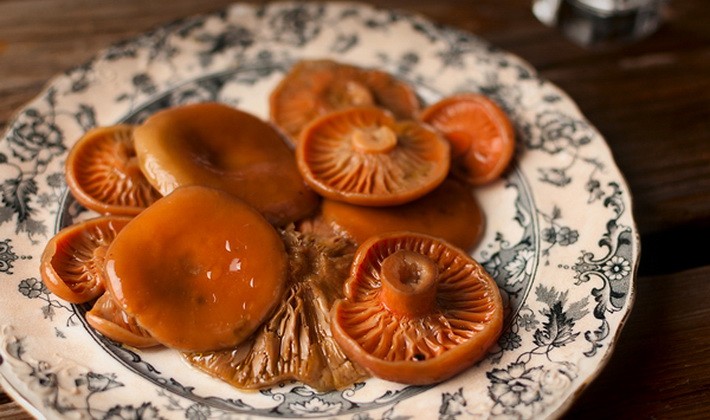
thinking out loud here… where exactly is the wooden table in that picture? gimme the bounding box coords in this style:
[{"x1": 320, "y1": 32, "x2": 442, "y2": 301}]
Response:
[{"x1": 1, "y1": 0, "x2": 708, "y2": 418}]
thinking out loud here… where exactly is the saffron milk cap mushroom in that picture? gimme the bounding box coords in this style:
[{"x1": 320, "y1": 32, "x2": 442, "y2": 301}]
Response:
[{"x1": 331, "y1": 232, "x2": 504, "y2": 385}]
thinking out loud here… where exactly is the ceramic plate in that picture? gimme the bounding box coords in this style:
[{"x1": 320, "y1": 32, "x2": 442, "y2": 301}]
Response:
[{"x1": 0, "y1": 2, "x2": 638, "y2": 419}]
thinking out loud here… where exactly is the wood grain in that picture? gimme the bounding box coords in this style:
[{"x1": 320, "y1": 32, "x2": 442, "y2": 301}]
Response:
[
  {"x1": 564, "y1": 266, "x2": 710, "y2": 419},
  {"x1": 1, "y1": 0, "x2": 708, "y2": 418}
]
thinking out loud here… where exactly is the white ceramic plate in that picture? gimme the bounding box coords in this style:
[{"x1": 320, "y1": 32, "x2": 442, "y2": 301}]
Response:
[{"x1": 0, "y1": 2, "x2": 638, "y2": 419}]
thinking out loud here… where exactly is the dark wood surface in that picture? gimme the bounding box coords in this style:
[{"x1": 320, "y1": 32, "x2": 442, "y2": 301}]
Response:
[{"x1": 1, "y1": 0, "x2": 708, "y2": 418}]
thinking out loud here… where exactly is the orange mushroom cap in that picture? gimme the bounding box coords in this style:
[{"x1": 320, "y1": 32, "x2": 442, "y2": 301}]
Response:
[
  {"x1": 420, "y1": 93, "x2": 516, "y2": 185},
  {"x1": 40, "y1": 216, "x2": 133, "y2": 304},
  {"x1": 270, "y1": 59, "x2": 420, "y2": 144},
  {"x1": 321, "y1": 178, "x2": 485, "y2": 251},
  {"x1": 133, "y1": 102, "x2": 319, "y2": 226},
  {"x1": 65, "y1": 125, "x2": 161, "y2": 216},
  {"x1": 104, "y1": 185, "x2": 288, "y2": 352},
  {"x1": 297, "y1": 107, "x2": 450, "y2": 206},
  {"x1": 331, "y1": 232, "x2": 504, "y2": 385}
]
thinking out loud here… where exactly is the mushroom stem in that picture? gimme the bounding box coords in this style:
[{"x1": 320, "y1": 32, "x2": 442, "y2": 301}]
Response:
[
  {"x1": 351, "y1": 126, "x2": 397, "y2": 154},
  {"x1": 341, "y1": 80, "x2": 375, "y2": 107},
  {"x1": 379, "y1": 249, "x2": 438, "y2": 317}
]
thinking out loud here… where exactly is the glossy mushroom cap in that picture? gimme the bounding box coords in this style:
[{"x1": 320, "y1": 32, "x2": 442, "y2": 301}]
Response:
[
  {"x1": 331, "y1": 232, "x2": 504, "y2": 385},
  {"x1": 133, "y1": 102, "x2": 319, "y2": 226},
  {"x1": 104, "y1": 186, "x2": 288, "y2": 352},
  {"x1": 321, "y1": 178, "x2": 485, "y2": 251}
]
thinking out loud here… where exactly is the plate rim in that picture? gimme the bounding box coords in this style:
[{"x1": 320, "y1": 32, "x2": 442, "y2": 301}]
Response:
[{"x1": 0, "y1": 2, "x2": 640, "y2": 418}]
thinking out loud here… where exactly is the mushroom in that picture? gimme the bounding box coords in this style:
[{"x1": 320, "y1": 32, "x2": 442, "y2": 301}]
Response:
[
  {"x1": 270, "y1": 59, "x2": 420, "y2": 144},
  {"x1": 331, "y1": 232, "x2": 504, "y2": 385},
  {"x1": 321, "y1": 178, "x2": 485, "y2": 251},
  {"x1": 40, "y1": 216, "x2": 133, "y2": 304},
  {"x1": 103, "y1": 186, "x2": 288, "y2": 352},
  {"x1": 184, "y1": 226, "x2": 368, "y2": 391},
  {"x1": 133, "y1": 102, "x2": 319, "y2": 226},
  {"x1": 420, "y1": 93, "x2": 516, "y2": 185},
  {"x1": 86, "y1": 291, "x2": 159, "y2": 349},
  {"x1": 297, "y1": 107, "x2": 450, "y2": 206},
  {"x1": 65, "y1": 125, "x2": 161, "y2": 216}
]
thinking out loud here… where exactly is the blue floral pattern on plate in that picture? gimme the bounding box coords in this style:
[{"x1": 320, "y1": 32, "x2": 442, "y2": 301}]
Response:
[{"x1": 0, "y1": 2, "x2": 638, "y2": 419}]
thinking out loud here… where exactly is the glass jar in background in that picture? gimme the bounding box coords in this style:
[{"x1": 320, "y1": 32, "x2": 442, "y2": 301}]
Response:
[{"x1": 533, "y1": 0, "x2": 669, "y2": 46}]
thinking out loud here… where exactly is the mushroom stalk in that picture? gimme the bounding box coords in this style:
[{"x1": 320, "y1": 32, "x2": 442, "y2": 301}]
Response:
[
  {"x1": 337, "y1": 80, "x2": 374, "y2": 107},
  {"x1": 379, "y1": 249, "x2": 438, "y2": 317},
  {"x1": 351, "y1": 126, "x2": 398, "y2": 154}
]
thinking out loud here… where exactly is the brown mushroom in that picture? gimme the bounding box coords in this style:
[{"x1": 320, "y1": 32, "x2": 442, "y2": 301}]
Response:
[
  {"x1": 331, "y1": 232, "x2": 504, "y2": 385},
  {"x1": 103, "y1": 186, "x2": 288, "y2": 352},
  {"x1": 65, "y1": 125, "x2": 161, "y2": 216},
  {"x1": 297, "y1": 107, "x2": 450, "y2": 206},
  {"x1": 321, "y1": 178, "x2": 485, "y2": 251},
  {"x1": 184, "y1": 226, "x2": 368, "y2": 391},
  {"x1": 133, "y1": 102, "x2": 319, "y2": 226},
  {"x1": 40, "y1": 216, "x2": 133, "y2": 304},
  {"x1": 270, "y1": 59, "x2": 420, "y2": 144},
  {"x1": 86, "y1": 291, "x2": 159, "y2": 349}
]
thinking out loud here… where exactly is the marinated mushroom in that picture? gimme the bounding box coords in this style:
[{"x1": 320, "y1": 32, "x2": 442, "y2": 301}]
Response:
[
  {"x1": 321, "y1": 178, "x2": 485, "y2": 251},
  {"x1": 297, "y1": 107, "x2": 450, "y2": 206},
  {"x1": 420, "y1": 93, "x2": 516, "y2": 185},
  {"x1": 38, "y1": 61, "x2": 510, "y2": 392},
  {"x1": 65, "y1": 125, "x2": 161, "y2": 216},
  {"x1": 270, "y1": 59, "x2": 420, "y2": 144},
  {"x1": 104, "y1": 186, "x2": 288, "y2": 352},
  {"x1": 184, "y1": 226, "x2": 368, "y2": 391},
  {"x1": 40, "y1": 216, "x2": 133, "y2": 304},
  {"x1": 133, "y1": 102, "x2": 319, "y2": 226},
  {"x1": 86, "y1": 291, "x2": 159, "y2": 349},
  {"x1": 331, "y1": 232, "x2": 504, "y2": 385}
]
